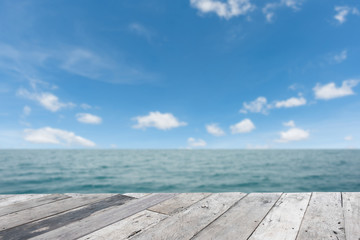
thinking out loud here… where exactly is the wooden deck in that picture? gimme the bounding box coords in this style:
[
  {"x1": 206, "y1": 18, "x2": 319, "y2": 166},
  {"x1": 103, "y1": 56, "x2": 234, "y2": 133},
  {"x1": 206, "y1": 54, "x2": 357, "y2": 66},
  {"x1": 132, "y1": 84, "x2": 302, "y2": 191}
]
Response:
[{"x1": 0, "y1": 192, "x2": 358, "y2": 240}]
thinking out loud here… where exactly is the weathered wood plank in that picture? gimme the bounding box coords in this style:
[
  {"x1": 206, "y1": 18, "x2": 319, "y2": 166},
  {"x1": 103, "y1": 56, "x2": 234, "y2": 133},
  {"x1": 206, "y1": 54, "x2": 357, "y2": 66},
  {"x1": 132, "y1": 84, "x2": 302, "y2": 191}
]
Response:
[
  {"x1": 123, "y1": 193, "x2": 151, "y2": 199},
  {"x1": 30, "y1": 193, "x2": 177, "y2": 240},
  {"x1": 78, "y1": 210, "x2": 167, "y2": 240},
  {"x1": 193, "y1": 193, "x2": 282, "y2": 240},
  {"x1": 0, "y1": 195, "x2": 48, "y2": 208},
  {"x1": 0, "y1": 194, "x2": 134, "y2": 240},
  {"x1": 149, "y1": 193, "x2": 211, "y2": 215},
  {"x1": 0, "y1": 194, "x2": 69, "y2": 217},
  {"x1": 248, "y1": 193, "x2": 311, "y2": 240},
  {"x1": 65, "y1": 193, "x2": 116, "y2": 198},
  {"x1": 297, "y1": 192, "x2": 345, "y2": 240},
  {"x1": 0, "y1": 194, "x2": 115, "y2": 231},
  {"x1": 131, "y1": 192, "x2": 247, "y2": 240},
  {"x1": 343, "y1": 192, "x2": 360, "y2": 240},
  {"x1": 0, "y1": 196, "x2": 13, "y2": 200}
]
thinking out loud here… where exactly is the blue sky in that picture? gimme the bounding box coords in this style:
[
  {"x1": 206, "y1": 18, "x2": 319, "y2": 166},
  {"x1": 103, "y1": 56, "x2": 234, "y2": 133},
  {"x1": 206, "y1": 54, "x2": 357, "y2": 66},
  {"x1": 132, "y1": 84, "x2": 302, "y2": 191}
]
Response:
[{"x1": 0, "y1": 0, "x2": 360, "y2": 149}]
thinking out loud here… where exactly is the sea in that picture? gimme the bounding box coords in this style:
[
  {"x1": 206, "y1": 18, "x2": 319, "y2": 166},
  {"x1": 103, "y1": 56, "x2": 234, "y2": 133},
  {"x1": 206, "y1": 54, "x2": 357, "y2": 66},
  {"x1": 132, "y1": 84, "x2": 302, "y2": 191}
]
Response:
[{"x1": 0, "y1": 150, "x2": 359, "y2": 194}]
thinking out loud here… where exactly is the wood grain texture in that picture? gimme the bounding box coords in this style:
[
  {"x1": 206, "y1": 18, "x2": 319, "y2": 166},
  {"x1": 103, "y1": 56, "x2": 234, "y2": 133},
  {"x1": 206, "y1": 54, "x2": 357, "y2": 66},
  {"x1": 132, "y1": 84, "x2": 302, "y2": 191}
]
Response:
[
  {"x1": 29, "y1": 193, "x2": 177, "y2": 240},
  {"x1": 193, "y1": 193, "x2": 282, "y2": 240},
  {"x1": 0, "y1": 192, "x2": 357, "y2": 240},
  {"x1": 296, "y1": 192, "x2": 345, "y2": 240},
  {"x1": 343, "y1": 192, "x2": 360, "y2": 240},
  {"x1": 0, "y1": 194, "x2": 113, "y2": 231},
  {"x1": 149, "y1": 193, "x2": 211, "y2": 215},
  {"x1": 123, "y1": 193, "x2": 151, "y2": 199},
  {"x1": 249, "y1": 193, "x2": 311, "y2": 240},
  {"x1": 0, "y1": 194, "x2": 69, "y2": 217},
  {"x1": 0, "y1": 194, "x2": 134, "y2": 240},
  {"x1": 78, "y1": 210, "x2": 167, "y2": 240},
  {"x1": 131, "y1": 192, "x2": 247, "y2": 240},
  {"x1": 0, "y1": 195, "x2": 48, "y2": 208},
  {"x1": 0, "y1": 196, "x2": 13, "y2": 200},
  {"x1": 65, "y1": 193, "x2": 116, "y2": 198}
]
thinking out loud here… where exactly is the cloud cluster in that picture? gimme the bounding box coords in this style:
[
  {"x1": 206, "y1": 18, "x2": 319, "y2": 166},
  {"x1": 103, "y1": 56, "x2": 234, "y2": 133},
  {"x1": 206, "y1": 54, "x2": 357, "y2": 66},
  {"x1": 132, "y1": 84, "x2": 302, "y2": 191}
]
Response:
[
  {"x1": 188, "y1": 137, "x2": 207, "y2": 147},
  {"x1": 206, "y1": 123, "x2": 225, "y2": 136},
  {"x1": 262, "y1": 0, "x2": 303, "y2": 22},
  {"x1": 277, "y1": 127, "x2": 309, "y2": 142},
  {"x1": 313, "y1": 79, "x2": 359, "y2": 100},
  {"x1": 17, "y1": 88, "x2": 74, "y2": 112},
  {"x1": 240, "y1": 97, "x2": 269, "y2": 114},
  {"x1": 240, "y1": 95, "x2": 306, "y2": 114},
  {"x1": 133, "y1": 111, "x2": 187, "y2": 130},
  {"x1": 23, "y1": 106, "x2": 31, "y2": 116},
  {"x1": 274, "y1": 96, "x2": 306, "y2": 108},
  {"x1": 24, "y1": 127, "x2": 95, "y2": 147},
  {"x1": 76, "y1": 113, "x2": 102, "y2": 124},
  {"x1": 283, "y1": 120, "x2": 295, "y2": 127},
  {"x1": 190, "y1": 0, "x2": 255, "y2": 19},
  {"x1": 333, "y1": 50, "x2": 347, "y2": 63},
  {"x1": 129, "y1": 23, "x2": 154, "y2": 42},
  {"x1": 230, "y1": 118, "x2": 255, "y2": 134},
  {"x1": 344, "y1": 135, "x2": 353, "y2": 141},
  {"x1": 277, "y1": 121, "x2": 309, "y2": 143},
  {"x1": 334, "y1": 6, "x2": 359, "y2": 24}
]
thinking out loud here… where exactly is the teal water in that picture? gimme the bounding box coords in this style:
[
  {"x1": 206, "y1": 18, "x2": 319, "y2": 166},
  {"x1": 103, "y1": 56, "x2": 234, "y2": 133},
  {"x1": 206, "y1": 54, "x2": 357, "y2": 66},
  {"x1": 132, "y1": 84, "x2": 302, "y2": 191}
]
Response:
[{"x1": 0, "y1": 150, "x2": 359, "y2": 194}]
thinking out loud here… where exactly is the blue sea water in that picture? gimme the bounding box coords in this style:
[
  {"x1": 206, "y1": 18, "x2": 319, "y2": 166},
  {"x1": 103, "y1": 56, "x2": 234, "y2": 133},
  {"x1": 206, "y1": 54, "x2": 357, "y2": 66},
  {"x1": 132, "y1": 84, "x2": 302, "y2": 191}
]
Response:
[{"x1": 0, "y1": 150, "x2": 359, "y2": 194}]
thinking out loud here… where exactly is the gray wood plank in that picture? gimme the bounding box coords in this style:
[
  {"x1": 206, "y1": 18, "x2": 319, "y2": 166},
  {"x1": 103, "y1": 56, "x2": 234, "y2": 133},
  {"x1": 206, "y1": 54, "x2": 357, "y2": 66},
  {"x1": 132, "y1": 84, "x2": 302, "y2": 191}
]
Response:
[
  {"x1": 65, "y1": 193, "x2": 116, "y2": 198},
  {"x1": 0, "y1": 195, "x2": 13, "y2": 200},
  {"x1": 131, "y1": 192, "x2": 247, "y2": 240},
  {"x1": 296, "y1": 192, "x2": 345, "y2": 240},
  {"x1": 343, "y1": 192, "x2": 360, "y2": 240},
  {"x1": 78, "y1": 210, "x2": 168, "y2": 240},
  {"x1": 0, "y1": 194, "x2": 69, "y2": 217},
  {"x1": 30, "y1": 193, "x2": 177, "y2": 240},
  {"x1": 0, "y1": 195, "x2": 48, "y2": 208},
  {"x1": 0, "y1": 194, "x2": 114, "y2": 231},
  {"x1": 248, "y1": 193, "x2": 311, "y2": 240},
  {"x1": 0, "y1": 194, "x2": 134, "y2": 240},
  {"x1": 193, "y1": 193, "x2": 282, "y2": 240},
  {"x1": 149, "y1": 193, "x2": 211, "y2": 215},
  {"x1": 123, "y1": 193, "x2": 151, "y2": 199}
]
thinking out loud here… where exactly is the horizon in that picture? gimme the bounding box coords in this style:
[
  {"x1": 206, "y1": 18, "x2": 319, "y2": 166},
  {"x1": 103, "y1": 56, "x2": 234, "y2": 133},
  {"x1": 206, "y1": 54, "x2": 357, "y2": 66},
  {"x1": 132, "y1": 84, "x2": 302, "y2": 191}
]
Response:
[{"x1": 1, "y1": 0, "x2": 360, "y2": 149}]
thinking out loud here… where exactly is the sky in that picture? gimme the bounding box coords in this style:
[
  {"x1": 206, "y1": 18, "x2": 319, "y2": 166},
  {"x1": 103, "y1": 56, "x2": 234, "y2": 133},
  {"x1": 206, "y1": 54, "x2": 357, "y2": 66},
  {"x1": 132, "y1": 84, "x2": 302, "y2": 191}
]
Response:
[{"x1": 0, "y1": 0, "x2": 360, "y2": 149}]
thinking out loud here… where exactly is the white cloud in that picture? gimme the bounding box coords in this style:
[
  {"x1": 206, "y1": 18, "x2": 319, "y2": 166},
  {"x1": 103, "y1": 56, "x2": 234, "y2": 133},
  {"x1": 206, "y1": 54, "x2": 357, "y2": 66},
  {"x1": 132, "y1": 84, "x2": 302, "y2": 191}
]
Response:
[
  {"x1": 0, "y1": 42, "x2": 155, "y2": 85},
  {"x1": 288, "y1": 83, "x2": 299, "y2": 90},
  {"x1": 76, "y1": 113, "x2": 102, "y2": 124},
  {"x1": 17, "y1": 88, "x2": 75, "y2": 112},
  {"x1": 80, "y1": 103, "x2": 92, "y2": 110},
  {"x1": 188, "y1": 137, "x2": 207, "y2": 147},
  {"x1": 61, "y1": 49, "x2": 106, "y2": 79},
  {"x1": 230, "y1": 118, "x2": 255, "y2": 134},
  {"x1": 190, "y1": 0, "x2": 255, "y2": 19},
  {"x1": 129, "y1": 23, "x2": 154, "y2": 41},
  {"x1": 283, "y1": 120, "x2": 295, "y2": 127},
  {"x1": 24, "y1": 127, "x2": 96, "y2": 147},
  {"x1": 206, "y1": 123, "x2": 225, "y2": 136},
  {"x1": 334, "y1": 6, "x2": 359, "y2": 24},
  {"x1": 133, "y1": 111, "x2": 187, "y2": 130},
  {"x1": 240, "y1": 97, "x2": 269, "y2": 114},
  {"x1": 313, "y1": 79, "x2": 359, "y2": 100},
  {"x1": 274, "y1": 96, "x2": 307, "y2": 108},
  {"x1": 333, "y1": 50, "x2": 347, "y2": 63},
  {"x1": 277, "y1": 127, "x2": 309, "y2": 143},
  {"x1": 344, "y1": 135, "x2": 353, "y2": 141},
  {"x1": 61, "y1": 48, "x2": 156, "y2": 84},
  {"x1": 262, "y1": 0, "x2": 303, "y2": 22},
  {"x1": 23, "y1": 106, "x2": 31, "y2": 116}
]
